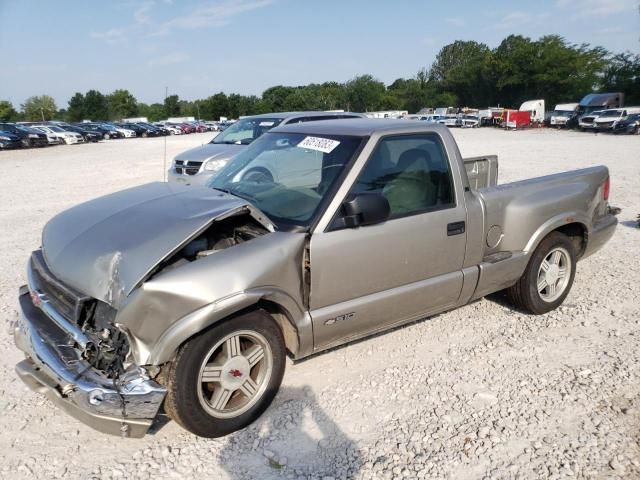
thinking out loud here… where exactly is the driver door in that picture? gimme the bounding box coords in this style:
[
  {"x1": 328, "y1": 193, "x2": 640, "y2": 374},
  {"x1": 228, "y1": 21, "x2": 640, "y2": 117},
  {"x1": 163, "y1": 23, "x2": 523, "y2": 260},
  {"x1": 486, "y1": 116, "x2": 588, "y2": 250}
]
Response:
[{"x1": 309, "y1": 133, "x2": 467, "y2": 350}]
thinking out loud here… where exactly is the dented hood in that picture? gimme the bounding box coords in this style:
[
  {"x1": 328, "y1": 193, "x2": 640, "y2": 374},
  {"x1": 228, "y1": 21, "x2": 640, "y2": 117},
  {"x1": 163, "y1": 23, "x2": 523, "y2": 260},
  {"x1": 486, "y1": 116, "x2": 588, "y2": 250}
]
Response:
[{"x1": 41, "y1": 182, "x2": 273, "y2": 306}]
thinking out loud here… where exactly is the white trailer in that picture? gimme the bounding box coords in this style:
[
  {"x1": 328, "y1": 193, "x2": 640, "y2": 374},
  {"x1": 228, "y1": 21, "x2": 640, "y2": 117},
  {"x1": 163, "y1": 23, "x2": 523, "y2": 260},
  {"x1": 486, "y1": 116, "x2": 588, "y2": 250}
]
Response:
[{"x1": 519, "y1": 99, "x2": 545, "y2": 123}]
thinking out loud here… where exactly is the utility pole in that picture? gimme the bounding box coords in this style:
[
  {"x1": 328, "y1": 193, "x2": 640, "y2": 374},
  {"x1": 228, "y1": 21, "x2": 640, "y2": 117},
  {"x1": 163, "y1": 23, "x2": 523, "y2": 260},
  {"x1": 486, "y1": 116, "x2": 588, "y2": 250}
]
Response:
[{"x1": 40, "y1": 107, "x2": 45, "y2": 121}]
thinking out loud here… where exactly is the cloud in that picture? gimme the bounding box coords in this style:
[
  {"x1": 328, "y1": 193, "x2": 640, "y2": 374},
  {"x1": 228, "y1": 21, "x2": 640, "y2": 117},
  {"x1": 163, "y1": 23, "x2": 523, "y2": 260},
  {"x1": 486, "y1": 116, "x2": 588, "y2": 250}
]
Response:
[
  {"x1": 557, "y1": 0, "x2": 637, "y2": 17},
  {"x1": 92, "y1": 0, "x2": 271, "y2": 43},
  {"x1": 90, "y1": 28, "x2": 127, "y2": 45},
  {"x1": 134, "y1": 1, "x2": 155, "y2": 25},
  {"x1": 496, "y1": 11, "x2": 532, "y2": 29},
  {"x1": 147, "y1": 52, "x2": 190, "y2": 67},
  {"x1": 157, "y1": 0, "x2": 273, "y2": 33},
  {"x1": 445, "y1": 17, "x2": 465, "y2": 27}
]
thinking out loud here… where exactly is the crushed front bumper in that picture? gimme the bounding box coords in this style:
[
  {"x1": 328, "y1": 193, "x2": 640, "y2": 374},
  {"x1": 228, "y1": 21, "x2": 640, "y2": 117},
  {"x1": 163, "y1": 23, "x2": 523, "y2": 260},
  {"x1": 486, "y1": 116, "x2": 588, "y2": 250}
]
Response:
[{"x1": 14, "y1": 287, "x2": 166, "y2": 438}]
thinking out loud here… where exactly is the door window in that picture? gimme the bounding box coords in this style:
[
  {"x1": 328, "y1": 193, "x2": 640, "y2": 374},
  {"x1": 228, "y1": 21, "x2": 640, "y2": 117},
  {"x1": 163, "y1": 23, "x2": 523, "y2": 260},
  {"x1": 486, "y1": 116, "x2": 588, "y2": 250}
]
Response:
[{"x1": 351, "y1": 134, "x2": 454, "y2": 217}]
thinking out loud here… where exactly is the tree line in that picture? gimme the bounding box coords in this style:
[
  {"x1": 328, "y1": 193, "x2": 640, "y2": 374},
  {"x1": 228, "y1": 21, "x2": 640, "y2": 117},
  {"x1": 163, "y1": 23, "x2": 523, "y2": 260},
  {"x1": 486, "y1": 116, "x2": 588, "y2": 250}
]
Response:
[{"x1": 1, "y1": 34, "x2": 638, "y2": 123}]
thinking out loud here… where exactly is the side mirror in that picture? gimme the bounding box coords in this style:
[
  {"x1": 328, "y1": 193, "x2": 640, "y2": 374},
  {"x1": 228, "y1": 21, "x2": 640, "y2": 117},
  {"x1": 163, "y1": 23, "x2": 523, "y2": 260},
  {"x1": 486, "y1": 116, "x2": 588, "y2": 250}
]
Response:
[{"x1": 334, "y1": 193, "x2": 390, "y2": 229}]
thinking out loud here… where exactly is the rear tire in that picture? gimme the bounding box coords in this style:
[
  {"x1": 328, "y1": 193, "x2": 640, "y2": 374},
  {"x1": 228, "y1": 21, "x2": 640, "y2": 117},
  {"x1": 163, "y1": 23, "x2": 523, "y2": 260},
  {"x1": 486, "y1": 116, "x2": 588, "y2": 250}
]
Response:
[
  {"x1": 164, "y1": 309, "x2": 286, "y2": 438},
  {"x1": 507, "y1": 232, "x2": 577, "y2": 314}
]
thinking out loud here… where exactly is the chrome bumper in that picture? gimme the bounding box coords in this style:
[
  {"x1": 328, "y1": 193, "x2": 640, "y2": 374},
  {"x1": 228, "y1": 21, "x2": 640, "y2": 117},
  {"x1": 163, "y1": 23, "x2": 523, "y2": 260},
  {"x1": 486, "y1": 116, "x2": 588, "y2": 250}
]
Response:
[{"x1": 14, "y1": 287, "x2": 166, "y2": 438}]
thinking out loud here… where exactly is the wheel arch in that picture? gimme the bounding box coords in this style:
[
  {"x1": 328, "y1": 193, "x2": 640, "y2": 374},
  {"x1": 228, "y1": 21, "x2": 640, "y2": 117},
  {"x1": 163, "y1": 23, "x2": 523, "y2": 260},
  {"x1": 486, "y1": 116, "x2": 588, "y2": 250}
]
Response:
[
  {"x1": 553, "y1": 222, "x2": 588, "y2": 259},
  {"x1": 144, "y1": 288, "x2": 309, "y2": 366},
  {"x1": 524, "y1": 213, "x2": 589, "y2": 259}
]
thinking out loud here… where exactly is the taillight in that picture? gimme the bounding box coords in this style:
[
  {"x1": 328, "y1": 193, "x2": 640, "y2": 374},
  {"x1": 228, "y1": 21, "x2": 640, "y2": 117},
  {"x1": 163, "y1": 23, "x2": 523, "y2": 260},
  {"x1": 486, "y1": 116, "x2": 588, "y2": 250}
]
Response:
[{"x1": 603, "y1": 176, "x2": 610, "y2": 202}]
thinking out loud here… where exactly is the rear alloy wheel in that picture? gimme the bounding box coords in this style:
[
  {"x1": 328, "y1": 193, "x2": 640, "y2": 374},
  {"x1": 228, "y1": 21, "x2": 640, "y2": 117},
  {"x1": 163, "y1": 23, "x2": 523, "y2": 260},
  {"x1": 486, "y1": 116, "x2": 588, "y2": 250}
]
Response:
[
  {"x1": 164, "y1": 309, "x2": 286, "y2": 437},
  {"x1": 103, "y1": 133, "x2": 110, "y2": 140},
  {"x1": 507, "y1": 232, "x2": 577, "y2": 314}
]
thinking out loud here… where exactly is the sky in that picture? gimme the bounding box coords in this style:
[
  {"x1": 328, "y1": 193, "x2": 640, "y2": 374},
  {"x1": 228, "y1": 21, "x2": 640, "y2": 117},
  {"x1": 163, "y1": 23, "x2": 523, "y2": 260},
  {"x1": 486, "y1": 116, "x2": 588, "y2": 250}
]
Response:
[{"x1": 0, "y1": 0, "x2": 638, "y2": 108}]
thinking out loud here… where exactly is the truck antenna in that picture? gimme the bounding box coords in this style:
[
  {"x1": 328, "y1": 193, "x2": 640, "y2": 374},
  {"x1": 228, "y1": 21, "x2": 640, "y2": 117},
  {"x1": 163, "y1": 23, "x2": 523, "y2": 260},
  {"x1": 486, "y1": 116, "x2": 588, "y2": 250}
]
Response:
[{"x1": 163, "y1": 86, "x2": 168, "y2": 181}]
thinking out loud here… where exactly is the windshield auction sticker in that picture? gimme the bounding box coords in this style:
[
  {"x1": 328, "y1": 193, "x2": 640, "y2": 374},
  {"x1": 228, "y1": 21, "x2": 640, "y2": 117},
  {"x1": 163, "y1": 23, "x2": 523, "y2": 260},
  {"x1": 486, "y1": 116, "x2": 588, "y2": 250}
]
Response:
[{"x1": 297, "y1": 136, "x2": 340, "y2": 153}]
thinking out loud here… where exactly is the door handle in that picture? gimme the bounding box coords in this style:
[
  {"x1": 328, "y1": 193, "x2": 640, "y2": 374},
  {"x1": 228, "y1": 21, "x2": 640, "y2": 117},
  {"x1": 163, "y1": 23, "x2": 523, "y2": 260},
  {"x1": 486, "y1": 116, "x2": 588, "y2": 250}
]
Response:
[{"x1": 447, "y1": 221, "x2": 465, "y2": 236}]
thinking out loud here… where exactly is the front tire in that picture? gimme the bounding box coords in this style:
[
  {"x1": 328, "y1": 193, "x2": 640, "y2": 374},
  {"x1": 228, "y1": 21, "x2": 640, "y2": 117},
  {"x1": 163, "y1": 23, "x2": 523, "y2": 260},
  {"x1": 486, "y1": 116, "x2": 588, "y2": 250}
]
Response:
[
  {"x1": 103, "y1": 133, "x2": 110, "y2": 140},
  {"x1": 506, "y1": 232, "x2": 577, "y2": 314},
  {"x1": 164, "y1": 309, "x2": 286, "y2": 438}
]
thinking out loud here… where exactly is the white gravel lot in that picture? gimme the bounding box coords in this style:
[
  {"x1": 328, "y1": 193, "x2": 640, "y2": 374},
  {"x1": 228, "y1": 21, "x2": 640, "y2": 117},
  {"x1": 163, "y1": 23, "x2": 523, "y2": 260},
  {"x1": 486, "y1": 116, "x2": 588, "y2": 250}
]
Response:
[{"x1": 0, "y1": 129, "x2": 638, "y2": 480}]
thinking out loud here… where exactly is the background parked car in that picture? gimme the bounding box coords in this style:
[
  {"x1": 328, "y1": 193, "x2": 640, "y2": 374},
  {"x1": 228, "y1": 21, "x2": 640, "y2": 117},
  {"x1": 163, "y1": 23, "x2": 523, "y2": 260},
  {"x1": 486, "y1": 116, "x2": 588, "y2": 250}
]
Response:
[
  {"x1": 0, "y1": 123, "x2": 48, "y2": 147},
  {"x1": 0, "y1": 130, "x2": 23, "y2": 149},
  {"x1": 32, "y1": 125, "x2": 84, "y2": 144},
  {"x1": 578, "y1": 111, "x2": 603, "y2": 131},
  {"x1": 33, "y1": 127, "x2": 63, "y2": 145},
  {"x1": 77, "y1": 123, "x2": 123, "y2": 139},
  {"x1": 59, "y1": 124, "x2": 102, "y2": 142},
  {"x1": 594, "y1": 108, "x2": 640, "y2": 131},
  {"x1": 106, "y1": 123, "x2": 136, "y2": 138},
  {"x1": 154, "y1": 122, "x2": 181, "y2": 134},
  {"x1": 612, "y1": 113, "x2": 640, "y2": 134},
  {"x1": 168, "y1": 111, "x2": 363, "y2": 186},
  {"x1": 115, "y1": 122, "x2": 158, "y2": 137},
  {"x1": 138, "y1": 122, "x2": 169, "y2": 136}
]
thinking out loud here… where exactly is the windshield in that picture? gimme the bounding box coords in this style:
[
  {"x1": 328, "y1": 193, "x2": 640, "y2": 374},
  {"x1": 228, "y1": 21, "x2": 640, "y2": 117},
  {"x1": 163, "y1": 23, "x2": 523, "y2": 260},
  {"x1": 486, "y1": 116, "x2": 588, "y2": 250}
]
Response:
[
  {"x1": 209, "y1": 132, "x2": 363, "y2": 228},
  {"x1": 48, "y1": 126, "x2": 64, "y2": 132},
  {"x1": 599, "y1": 110, "x2": 622, "y2": 118},
  {"x1": 553, "y1": 111, "x2": 572, "y2": 117},
  {"x1": 211, "y1": 117, "x2": 283, "y2": 145},
  {"x1": 17, "y1": 126, "x2": 40, "y2": 133}
]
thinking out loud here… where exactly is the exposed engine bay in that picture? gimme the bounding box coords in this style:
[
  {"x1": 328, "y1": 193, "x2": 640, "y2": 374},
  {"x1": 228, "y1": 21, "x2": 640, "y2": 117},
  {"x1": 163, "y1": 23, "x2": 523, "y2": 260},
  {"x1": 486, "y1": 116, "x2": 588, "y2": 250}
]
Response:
[
  {"x1": 82, "y1": 214, "x2": 269, "y2": 378},
  {"x1": 159, "y1": 213, "x2": 269, "y2": 271},
  {"x1": 82, "y1": 300, "x2": 130, "y2": 377}
]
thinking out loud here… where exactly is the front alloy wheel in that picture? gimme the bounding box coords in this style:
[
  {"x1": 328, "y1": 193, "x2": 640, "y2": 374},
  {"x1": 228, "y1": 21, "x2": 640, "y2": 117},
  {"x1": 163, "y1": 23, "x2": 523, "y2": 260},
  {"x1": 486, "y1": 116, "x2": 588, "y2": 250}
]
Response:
[
  {"x1": 196, "y1": 330, "x2": 272, "y2": 419},
  {"x1": 164, "y1": 309, "x2": 286, "y2": 438}
]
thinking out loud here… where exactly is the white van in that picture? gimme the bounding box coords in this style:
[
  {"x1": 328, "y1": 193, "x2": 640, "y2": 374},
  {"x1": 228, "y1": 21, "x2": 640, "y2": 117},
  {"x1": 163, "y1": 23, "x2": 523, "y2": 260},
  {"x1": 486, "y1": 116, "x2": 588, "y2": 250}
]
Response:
[{"x1": 549, "y1": 103, "x2": 579, "y2": 127}]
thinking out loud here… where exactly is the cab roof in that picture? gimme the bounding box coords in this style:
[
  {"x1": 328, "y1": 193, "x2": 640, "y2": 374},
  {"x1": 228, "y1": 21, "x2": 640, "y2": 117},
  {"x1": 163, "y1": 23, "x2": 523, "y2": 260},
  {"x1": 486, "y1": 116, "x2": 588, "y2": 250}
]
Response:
[
  {"x1": 272, "y1": 118, "x2": 449, "y2": 136},
  {"x1": 245, "y1": 111, "x2": 362, "y2": 120}
]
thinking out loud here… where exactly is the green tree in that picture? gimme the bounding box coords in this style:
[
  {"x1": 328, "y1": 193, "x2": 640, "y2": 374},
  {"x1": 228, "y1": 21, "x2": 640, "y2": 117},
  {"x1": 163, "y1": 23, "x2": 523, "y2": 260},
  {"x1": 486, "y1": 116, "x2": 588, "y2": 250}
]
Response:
[
  {"x1": 601, "y1": 52, "x2": 640, "y2": 104},
  {"x1": 107, "y1": 89, "x2": 138, "y2": 119},
  {"x1": 201, "y1": 92, "x2": 229, "y2": 120},
  {"x1": 164, "y1": 94, "x2": 180, "y2": 117},
  {"x1": 345, "y1": 74, "x2": 385, "y2": 112},
  {"x1": 491, "y1": 35, "x2": 606, "y2": 108},
  {"x1": 262, "y1": 86, "x2": 297, "y2": 111},
  {"x1": 0, "y1": 100, "x2": 18, "y2": 121},
  {"x1": 430, "y1": 40, "x2": 493, "y2": 107},
  {"x1": 138, "y1": 102, "x2": 165, "y2": 121},
  {"x1": 84, "y1": 90, "x2": 109, "y2": 120},
  {"x1": 21, "y1": 95, "x2": 57, "y2": 121},
  {"x1": 66, "y1": 92, "x2": 86, "y2": 121}
]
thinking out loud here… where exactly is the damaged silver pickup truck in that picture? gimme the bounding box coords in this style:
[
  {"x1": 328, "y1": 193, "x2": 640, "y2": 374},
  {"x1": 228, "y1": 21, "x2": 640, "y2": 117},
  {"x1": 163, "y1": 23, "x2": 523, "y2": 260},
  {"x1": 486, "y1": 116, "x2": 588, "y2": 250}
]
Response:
[{"x1": 15, "y1": 119, "x2": 617, "y2": 438}]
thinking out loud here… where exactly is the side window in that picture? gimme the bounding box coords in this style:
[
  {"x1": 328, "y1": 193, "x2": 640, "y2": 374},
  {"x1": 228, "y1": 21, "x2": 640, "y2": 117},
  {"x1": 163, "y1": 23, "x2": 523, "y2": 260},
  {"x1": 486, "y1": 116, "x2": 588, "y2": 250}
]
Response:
[{"x1": 351, "y1": 134, "x2": 454, "y2": 217}]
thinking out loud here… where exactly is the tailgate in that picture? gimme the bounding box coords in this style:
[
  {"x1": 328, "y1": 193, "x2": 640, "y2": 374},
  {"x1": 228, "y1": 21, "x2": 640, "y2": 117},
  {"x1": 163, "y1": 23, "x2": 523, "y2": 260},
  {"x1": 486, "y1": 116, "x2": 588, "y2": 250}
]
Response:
[{"x1": 464, "y1": 155, "x2": 498, "y2": 189}]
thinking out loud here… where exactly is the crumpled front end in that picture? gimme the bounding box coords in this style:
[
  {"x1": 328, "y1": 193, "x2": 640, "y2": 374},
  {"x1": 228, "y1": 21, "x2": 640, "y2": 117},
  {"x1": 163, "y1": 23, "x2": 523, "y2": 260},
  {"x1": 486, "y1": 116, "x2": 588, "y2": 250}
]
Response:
[{"x1": 13, "y1": 251, "x2": 166, "y2": 438}]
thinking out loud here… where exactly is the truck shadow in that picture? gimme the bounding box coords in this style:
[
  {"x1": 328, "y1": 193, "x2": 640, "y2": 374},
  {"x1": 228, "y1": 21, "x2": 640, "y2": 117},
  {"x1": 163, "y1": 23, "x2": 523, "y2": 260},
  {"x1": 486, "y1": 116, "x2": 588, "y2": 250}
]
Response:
[{"x1": 219, "y1": 385, "x2": 362, "y2": 479}]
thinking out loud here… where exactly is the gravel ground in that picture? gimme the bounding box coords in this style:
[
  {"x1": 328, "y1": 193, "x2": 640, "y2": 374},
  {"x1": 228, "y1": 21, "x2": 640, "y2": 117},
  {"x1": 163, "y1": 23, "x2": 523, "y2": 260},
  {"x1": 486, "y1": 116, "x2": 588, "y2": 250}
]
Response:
[{"x1": 0, "y1": 129, "x2": 638, "y2": 480}]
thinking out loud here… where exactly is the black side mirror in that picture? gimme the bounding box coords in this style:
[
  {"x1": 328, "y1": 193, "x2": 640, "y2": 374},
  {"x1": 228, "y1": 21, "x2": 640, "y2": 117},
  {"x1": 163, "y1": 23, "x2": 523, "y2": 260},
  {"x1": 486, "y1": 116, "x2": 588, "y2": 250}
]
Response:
[{"x1": 333, "y1": 193, "x2": 390, "y2": 229}]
